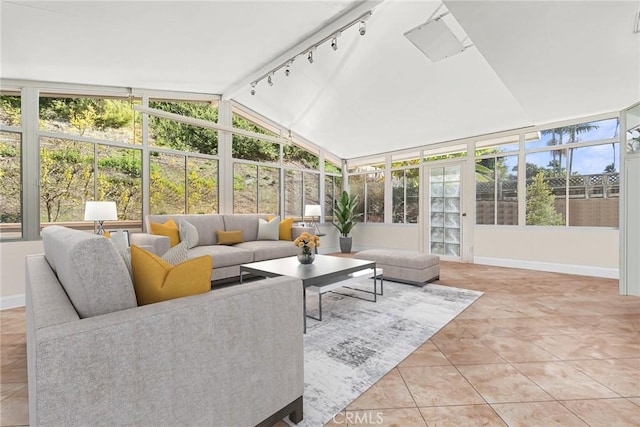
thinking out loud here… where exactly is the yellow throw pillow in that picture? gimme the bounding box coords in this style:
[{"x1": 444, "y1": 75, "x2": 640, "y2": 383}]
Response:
[
  {"x1": 130, "y1": 245, "x2": 211, "y2": 306},
  {"x1": 216, "y1": 230, "x2": 243, "y2": 245},
  {"x1": 150, "y1": 219, "x2": 180, "y2": 247},
  {"x1": 279, "y1": 217, "x2": 294, "y2": 241},
  {"x1": 103, "y1": 231, "x2": 111, "y2": 238}
]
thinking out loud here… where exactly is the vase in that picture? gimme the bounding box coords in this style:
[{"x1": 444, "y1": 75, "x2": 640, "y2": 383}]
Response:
[
  {"x1": 339, "y1": 236, "x2": 352, "y2": 253},
  {"x1": 297, "y1": 249, "x2": 315, "y2": 264}
]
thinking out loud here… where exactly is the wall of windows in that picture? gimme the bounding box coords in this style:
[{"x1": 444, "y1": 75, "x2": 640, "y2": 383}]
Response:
[{"x1": 0, "y1": 82, "x2": 336, "y2": 242}]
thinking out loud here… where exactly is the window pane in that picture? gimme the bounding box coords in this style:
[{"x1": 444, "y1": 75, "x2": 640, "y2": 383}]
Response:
[
  {"x1": 285, "y1": 169, "x2": 302, "y2": 218},
  {"x1": 392, "y1": 169, "x2": 418, "y2": 224},
  {"x1": 148, "y1": 100, "x2": 218, "y2": 155},
  {"x1": 258, "y1": 166, "x2": 279, "y2": 215},
  {"x1": 325, "y1": 161, "x2": 341, "y2": 174},
  {"x1": 475, "y1": 158, "x2": 495, "y2": 225},
  {"x1": 366, "y1": 172, "x2": 384, "y2": 223},
  {"x1": 284, "y1": 145, "x2": 319, "y2": 169},
  {"x1": 233, "y1": 137, "x2": 279, "y2": 163},
  {"x1": 325, "y1": 175, "x2": 342, "y2": 222},
  {"x1": 525, "y1": 151, "x2": 566, "y2": 226},
  {"x1": 497, "y1": 156, "x2": 518, "y2": 225},
  {"x1": 39, "y1": 96, "x2": 139, "y2": 144},
  {"x1": 303, "y1": 171, "x2": 320, "y2": 207},
  {"x1": 233, "y1": 163, "x2": 257, "y2": 214},
  {"x1": 188, "y1": 157, "x2": 218, "y2": 214},
  {"x1": 406, "y1": 169, "x2": 419, "y2": 223},
  {"x1": 0, "y1": 131, "x2": 21, "y2": 238},
  {"x1": 526, "y1": 118, "x2": 620, "y2": 149},
  {"x1": 475, "y1": 134, "x2": 520, "y2": 155},
  {"x1": 149, "y1": 117, "x2": 217, "y2": 155},
  {"x1": 567, "y1": 144, "x2": 619, "y2": 227},
  {"x1": 349, "y1": 174, "x2": 365, "y2": 220},
  {"x1": 97, "y1": 145, "x2": 142, "y2": 221},
  {"x1": 150, "y1": 153, "x2": 185, "y2": 214},
  {"x1": 149, "y1": 100, "x2": 217, "y2": 121},
  {"x1": 0, "y1": 95, "x2": 21, "y2": 126},
  {"x1": 40, "y1": 137, "x2": 94, "y2": 223}
]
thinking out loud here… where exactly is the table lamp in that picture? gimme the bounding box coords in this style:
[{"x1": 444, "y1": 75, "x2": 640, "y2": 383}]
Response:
[
  {"x1": 304, "y1": 204, "x2": 322, "y2": 235},
  {"x1": 84, "y1": 201, "x2": 117, "y2": 234}
]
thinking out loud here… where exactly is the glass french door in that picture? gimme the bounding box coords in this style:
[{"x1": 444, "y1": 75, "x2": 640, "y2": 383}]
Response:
[{"x1": 426, "y1": 163, "x2": 463, "y2": 259}]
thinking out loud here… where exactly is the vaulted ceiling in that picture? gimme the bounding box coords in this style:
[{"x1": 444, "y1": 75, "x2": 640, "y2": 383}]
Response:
[{"x1": 2, "y1": 1, "x2": 639, "y2": 159}]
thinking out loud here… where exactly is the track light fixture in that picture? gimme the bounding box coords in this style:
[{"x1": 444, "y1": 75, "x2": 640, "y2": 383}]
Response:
[
  {"x1": 331, "y1": 36, "x2": 338, "y2": 51},
  {"x1": 247, "y1": 10, "x2": 371, "y2": 95}
]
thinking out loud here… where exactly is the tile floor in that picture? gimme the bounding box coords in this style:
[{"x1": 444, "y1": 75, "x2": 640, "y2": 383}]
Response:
[{"x1": 2, "y1": 261, "x2": 639, "y2": 426}]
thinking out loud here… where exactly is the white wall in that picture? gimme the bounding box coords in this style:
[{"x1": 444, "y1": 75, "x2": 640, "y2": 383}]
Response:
[
  {"x1": 474, "y1": 226, "x2": 619, "y2": 278},
  {"x1": 0, "y1": 240, "x2": 44, "y2": 308}
]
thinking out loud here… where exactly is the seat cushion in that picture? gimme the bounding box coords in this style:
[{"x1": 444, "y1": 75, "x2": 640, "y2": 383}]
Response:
[
  {"x1": 41, "y1": 226, "x2": 137, "y2": 318},
  {"x1": 354, "y1": 249, "x2": 439, "y2": 269},
  {"x1": 234, "y1": 241, "x2": 299, "y2": 262},
  {"x1": 187, "y1": 245, "x2": 254, "y2": 268}
]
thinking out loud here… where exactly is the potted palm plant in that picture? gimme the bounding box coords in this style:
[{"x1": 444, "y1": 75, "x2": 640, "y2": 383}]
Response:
[{"x1": 332, "y1": 190, "x2": 363, "y2": 253}]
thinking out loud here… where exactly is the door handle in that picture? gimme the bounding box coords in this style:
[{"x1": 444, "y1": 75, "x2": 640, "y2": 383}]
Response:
[{"x1": 462, "y1": 213, "x2": 467, "y2": 217}]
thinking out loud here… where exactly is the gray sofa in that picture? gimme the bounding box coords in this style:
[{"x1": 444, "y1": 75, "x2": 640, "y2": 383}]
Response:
[
  {"x1": 132, "y1": 214, "x2": 313, "y2": 283},
  {"x1": 27, "y1": 226, "x2": 304, "y2": 426}
]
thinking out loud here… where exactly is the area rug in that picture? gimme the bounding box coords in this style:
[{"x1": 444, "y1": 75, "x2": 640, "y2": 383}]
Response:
[{"x1": 291, "y1": 280, "x2": 483, "y2": 426}]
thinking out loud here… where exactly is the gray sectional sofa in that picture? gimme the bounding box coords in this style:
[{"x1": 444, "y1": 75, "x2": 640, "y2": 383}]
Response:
[
  {"x1": 27, "y1": 226, "x2": 304, "y2": 426},
  {"x1": 132, "y1": 214, "x2": 314, "y2": 283}
]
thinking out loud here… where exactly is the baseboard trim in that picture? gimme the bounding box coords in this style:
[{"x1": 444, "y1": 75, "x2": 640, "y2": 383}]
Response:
[
  {"x1": 0, "y1": 294, "x2": 25, "y2": 310},
  {"x1": 474, "y1": 257, "x2": 619, "y2": 279}
]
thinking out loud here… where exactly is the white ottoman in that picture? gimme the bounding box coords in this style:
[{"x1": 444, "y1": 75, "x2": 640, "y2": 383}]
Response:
[{"x1": 354, "y1": 249, "x2": 439, "y2": 285}]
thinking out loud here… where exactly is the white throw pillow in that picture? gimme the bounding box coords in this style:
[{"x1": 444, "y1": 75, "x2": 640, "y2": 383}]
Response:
[
  {"x1": 257, "y1": 216, "x2": 280, "y2": 240},
  {"x1": 179, "y1": 220, "x2": 199, "y2": 249}
]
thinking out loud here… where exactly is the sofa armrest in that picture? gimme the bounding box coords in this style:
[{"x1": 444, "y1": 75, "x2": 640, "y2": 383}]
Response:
[
  {"x1": 292, "y1": 225, "x2": 316, "y2": 239},
  {"x1": 30, "y1": 276, "x2": 304, "y2": 426},
  {"x1": 130, "y1": 233, "x2": 170, "y2": 255}
]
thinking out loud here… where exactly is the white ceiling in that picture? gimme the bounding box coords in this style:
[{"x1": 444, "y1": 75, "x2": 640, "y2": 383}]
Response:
[{"x1": 2, "y1": 0, "x2": 639, "y2": 159}]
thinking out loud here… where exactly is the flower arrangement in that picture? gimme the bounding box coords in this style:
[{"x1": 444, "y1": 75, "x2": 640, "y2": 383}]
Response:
[{"x1": 293, "y1": 232, "x2": 320, "y2": 256}]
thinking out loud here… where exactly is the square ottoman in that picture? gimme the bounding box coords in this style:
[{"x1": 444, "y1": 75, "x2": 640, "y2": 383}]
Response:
[{"x1": 354, "y1": 249, "x2": 439, "y2": 285}]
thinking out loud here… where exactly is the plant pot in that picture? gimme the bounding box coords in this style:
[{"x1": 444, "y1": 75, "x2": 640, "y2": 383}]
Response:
[{"x1": 339, "y1": 236, "x2": 352, "y2": 253}]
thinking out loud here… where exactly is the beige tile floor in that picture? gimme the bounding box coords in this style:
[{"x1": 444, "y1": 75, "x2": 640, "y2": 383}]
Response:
[{"x1": 2, "y1": 261, "x2": 639, "y2": 426}]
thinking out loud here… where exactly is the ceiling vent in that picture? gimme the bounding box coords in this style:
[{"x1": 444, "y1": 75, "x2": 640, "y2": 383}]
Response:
[{"x1": 404, "y1": 12, "x2": 471, "y2": 62}]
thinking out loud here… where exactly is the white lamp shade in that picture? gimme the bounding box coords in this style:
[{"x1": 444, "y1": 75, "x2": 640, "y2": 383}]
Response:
[
  {"x1": 84, "y1": 201, "x2": 118, "y2": 221},
  {"x1": 304, "y1": 204, "x2": 322, "y2": 217}
]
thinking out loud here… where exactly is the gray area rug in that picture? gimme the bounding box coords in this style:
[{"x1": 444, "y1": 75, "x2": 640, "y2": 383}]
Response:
[{"x1": 291, "y1": 280, "x2": 483, "y2": 427}]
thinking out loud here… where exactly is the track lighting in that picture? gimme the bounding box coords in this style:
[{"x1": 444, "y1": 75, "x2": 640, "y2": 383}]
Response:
[
  {"x1": 359, "y1": 20, "x2": 366, "y2": 36},
  {"x1": 246, "y1": 11, "x2": 372, "y2": 95}
]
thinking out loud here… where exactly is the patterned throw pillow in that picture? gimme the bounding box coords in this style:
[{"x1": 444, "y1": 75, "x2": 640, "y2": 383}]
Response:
[
  {"x1": 162, "y1": 241, "x2": 188, "y2": 265},
  {"x1": 179, "y1": 220, "x2": 199, "y2": 249}
]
